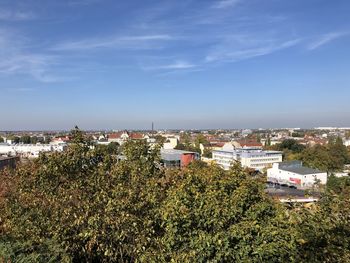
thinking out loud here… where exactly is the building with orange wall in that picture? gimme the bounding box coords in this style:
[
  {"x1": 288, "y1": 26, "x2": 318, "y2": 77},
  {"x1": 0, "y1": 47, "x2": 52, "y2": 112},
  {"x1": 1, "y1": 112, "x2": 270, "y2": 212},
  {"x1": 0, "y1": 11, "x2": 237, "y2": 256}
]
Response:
[{"x1": 160, "y1": 149, "x2": 199, "y2": 168}]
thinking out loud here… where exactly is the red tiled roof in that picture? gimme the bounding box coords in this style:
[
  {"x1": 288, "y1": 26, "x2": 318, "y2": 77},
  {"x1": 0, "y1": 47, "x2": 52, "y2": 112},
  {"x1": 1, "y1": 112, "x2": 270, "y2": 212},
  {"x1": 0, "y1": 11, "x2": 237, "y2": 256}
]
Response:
[
  {"x1": 129, "y1": 133, "x2": 144, "y2": 139},
  {"x1": 108, "y1": 132, "x2": 124, "y2": 139},
  {"x1": 210, "y1": 142, "x2": 225, "y2": 147},
  {"x1": 53, "y1": 136, "x2": 71, "y2": 142},
  {"x1": 237, "y1": 140, "x2": 262, "y2": 147}
]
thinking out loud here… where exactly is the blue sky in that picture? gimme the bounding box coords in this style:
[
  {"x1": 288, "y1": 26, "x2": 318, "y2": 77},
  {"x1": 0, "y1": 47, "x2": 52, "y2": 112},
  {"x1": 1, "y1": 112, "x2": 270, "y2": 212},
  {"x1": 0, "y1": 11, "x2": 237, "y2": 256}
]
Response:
[{"x1": 1, "y1": 0, "x2": 350, "y2": 130}]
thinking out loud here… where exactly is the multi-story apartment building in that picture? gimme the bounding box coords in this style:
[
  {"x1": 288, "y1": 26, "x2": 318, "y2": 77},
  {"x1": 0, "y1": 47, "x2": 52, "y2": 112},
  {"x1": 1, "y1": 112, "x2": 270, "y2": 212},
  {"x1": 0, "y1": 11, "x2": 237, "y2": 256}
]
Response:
[{"x1": 212, "y1": 147, "x2": 282, "y2": 171}]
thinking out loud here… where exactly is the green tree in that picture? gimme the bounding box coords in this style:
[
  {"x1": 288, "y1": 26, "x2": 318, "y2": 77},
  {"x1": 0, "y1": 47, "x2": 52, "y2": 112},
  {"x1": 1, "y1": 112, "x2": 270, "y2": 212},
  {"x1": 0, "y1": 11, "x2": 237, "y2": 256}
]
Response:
[
  {"x1": 291, "y1": 132, "x2": 305, "y2": 138},
  {"x1": 329, "y1": 137, "x2": 349, "y2": 165},
  {"x1": 95, "y1": 142, "x2": 120, "y2": 155},
  {"x1": 294, "y1": 185, "x2": 350, "y2": 262},
  {"x1": 300, "y1": 144, "x2": 334, "y2": 172},
  {"x1": 194, "y1": 134, "x2": 209, "y2": 148},
  {"x1": 300, "y1": 138, "x2": 349, "y2": 172},
  {"x1": 30, "y1": 136, "x2": 38, "y2": 144},
  {"x1": 154, "y1": 135, "x2": 166, "y2": 145},
  {"x1": 180, "y1": 132, "x2": 191, "y2": 145},
  {"x1": 256, "y1": 134, "x2": 261, "y2": 143},
  {"x1": 326, "y1": 174, "x2": 350, "y2": 194},
  {"x1": 202, "y1": 147, "x2": 212, "y2": 158},
  {"x1": 144, "y1": 163, "x2": 299, "y2": 262},
  {"x1": 20, "y1": 135, "x2": 31, "y2": 144},
  {"x1": 277, "y1": 139, "x2": 306, "y2": 153},
  {"x1": 71, "y1": 125, "x2": 86, "y2": 145},
  {"x1": 0, "y1": 137, "x2": 165, "y2": 262},
  {"x1": 44, "y1": 136, "x2": 51, "y2": 144},
  {"x1": 7, "y1": 135, "x2": 20, "y2": 144}
]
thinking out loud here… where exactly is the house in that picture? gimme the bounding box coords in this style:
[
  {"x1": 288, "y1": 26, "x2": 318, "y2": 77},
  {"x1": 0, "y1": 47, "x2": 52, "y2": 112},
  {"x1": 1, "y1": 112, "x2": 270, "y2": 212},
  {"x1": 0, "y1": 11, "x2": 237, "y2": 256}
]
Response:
[
  {"x1": 160, "y1": 149, "x2": 199, "y2": 168},
  {"x1": 143, "y1": 135, "x2": 157, "y2": 145},
  {"x1": 267, "y1": 161, "x2": 327, "y2": 189},
  {"x1": 129, "y1": 133, "x2": 144, "y2": 140},
  {"x1": 241, "y1": 129, "x2": 252, "y2": 137},
  {"x1": 108, "y1": 131, "x2": 145, "y2": 144},
  {"x1": 198, "y1": 141, "x2": 227, "y2": 155},
  {"x1": 231, "y1": 139, "x2": 262, "y2": 149},
  {"x1": 212, "y1": 144, "x2": 282, "y2": 171},
  {"x1": 163, "y1": 137, "x2": 178, "y2": 149},
  {"x1": 108, "y1": 131, "x2": 129, "y2": 143},
  {"x1": 51, "y1": 136, "x2": 71, "y2": 144}
]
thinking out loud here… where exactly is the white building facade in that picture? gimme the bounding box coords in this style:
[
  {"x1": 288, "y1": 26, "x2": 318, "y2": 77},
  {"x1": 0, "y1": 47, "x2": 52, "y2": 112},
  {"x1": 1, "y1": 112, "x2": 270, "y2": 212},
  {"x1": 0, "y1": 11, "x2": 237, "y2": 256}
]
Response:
[
  {"x1": 0, "y1": 143, "x2": 66, "y2": 158},
  {"x1": 212, "y1": 146, "x2": 282, "y2": 171},
  {"x1": 344, "y1": 139, "x2": 350, "y2": 147},
  {"x1": 163, "y1": 137, "x2": 178, "y2": 149},
  {"x1": 267, "y1": 161, "x2": 327, "y2": 189}
]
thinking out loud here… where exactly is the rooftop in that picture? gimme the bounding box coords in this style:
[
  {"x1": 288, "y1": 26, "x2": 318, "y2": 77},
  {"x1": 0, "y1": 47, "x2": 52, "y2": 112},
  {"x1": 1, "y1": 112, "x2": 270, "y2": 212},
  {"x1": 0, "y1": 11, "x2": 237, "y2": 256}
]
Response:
[
  {"x1": 0, "y1": 156, "x2": 18, "y2": 161},
  {"x1": 280, "y1": 166, "x2": 323, "y2": 175},
  {"x1": 161, "y1": 149, "x2": 198, "y2": 155},
  {"x1": 277, "y1": 161, "x2": 324, "y2": 175},
  {"x1": 213, "y1": 148, "x2": 281, "y2": 154}
]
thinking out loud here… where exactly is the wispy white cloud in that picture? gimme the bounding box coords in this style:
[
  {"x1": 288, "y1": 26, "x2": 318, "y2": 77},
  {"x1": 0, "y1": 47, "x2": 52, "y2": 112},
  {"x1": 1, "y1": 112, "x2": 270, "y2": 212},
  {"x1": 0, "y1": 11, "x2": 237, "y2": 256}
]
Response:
[
  {"x1": 156, "y1": 68, "x2": 204, "y2": 77},
  {"x1": 0, "y1": 53, "x2": 60, "y2": 83},
  {"x1": 0, "y1": 10, "x2": 35, "y2": 21},
  {"x1": 308, "y1": 32, "x2": 348, "y2": 50},
  {"x1": 212, "y1": 0, "x2": 241, "y2": 9},
  {"x1": 0, "y1": 28, "x2": 62, "y2": 82},
  {"x1": 52, "y1": 34, "x2": 174, "y2": 51},
  {"x1": 145, "y1": 60, "x2": 196, "y2": 70},
  {"x1": 7, "y1": 87, "x2": 36, "y2": 92},
  {"x1": 205, "y1": 38, "x2": 301, "y2": 62}
]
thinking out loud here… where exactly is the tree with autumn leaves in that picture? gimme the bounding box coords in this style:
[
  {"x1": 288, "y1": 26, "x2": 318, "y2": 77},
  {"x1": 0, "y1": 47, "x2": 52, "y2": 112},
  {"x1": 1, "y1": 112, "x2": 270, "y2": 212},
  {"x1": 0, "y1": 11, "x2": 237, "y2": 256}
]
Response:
[{"x1": 0, "y1": 128, "x2": 349, "y2": 262}]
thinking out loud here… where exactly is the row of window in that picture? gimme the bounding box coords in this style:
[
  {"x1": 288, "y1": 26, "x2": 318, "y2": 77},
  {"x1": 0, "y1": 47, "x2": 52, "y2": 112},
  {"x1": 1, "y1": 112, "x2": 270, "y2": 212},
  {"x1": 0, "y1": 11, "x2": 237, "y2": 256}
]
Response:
[{"x1": 250, "y1": 158, "x2": 280, "y2": 163}]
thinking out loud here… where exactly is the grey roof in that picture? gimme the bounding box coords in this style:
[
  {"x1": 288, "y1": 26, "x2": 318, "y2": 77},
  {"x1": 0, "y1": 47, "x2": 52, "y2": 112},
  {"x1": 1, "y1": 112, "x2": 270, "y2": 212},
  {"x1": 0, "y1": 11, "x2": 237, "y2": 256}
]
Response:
[
  {"x1": 280, "y1": 166, "x2": 324, "y2": 175},
  {"x1": 0, "y1": 156, "x2": 17, "y2": 161},
  {"x1": 160, "y1": 149, "x2": 198, "y2": 161},
  {"x1": 160, "y1": 149, "x2": 197, "y2": 155}
]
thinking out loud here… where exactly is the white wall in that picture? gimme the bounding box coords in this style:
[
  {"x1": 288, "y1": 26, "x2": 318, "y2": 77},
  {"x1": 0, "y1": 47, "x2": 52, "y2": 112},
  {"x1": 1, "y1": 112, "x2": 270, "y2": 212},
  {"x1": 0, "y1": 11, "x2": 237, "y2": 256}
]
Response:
[
  {"x1": 213, "y1": 150, "x2": 282, "y2": 171},
  {"x1": 344, "y1": 139, "x2": 350, "y2": 147},
  {"x1": 0, "y1": 144, "x2": 66, "y2": 158},
  {"x1": 241, "y1": 155, "x2": 282, "y2": 170},
  {"x1": 163, "y1": 137, "x2": 178, "y2": 149},
  {"x1": 267, "y1": 164, "x2": 327, "y2": 188}
]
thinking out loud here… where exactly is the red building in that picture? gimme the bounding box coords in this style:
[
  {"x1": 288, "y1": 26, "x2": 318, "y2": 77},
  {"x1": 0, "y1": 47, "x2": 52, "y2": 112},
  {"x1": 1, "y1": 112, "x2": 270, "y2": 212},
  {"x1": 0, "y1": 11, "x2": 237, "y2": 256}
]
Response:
[{"x1": 161, "y1": 149, "x2": 200, "y2": 168}]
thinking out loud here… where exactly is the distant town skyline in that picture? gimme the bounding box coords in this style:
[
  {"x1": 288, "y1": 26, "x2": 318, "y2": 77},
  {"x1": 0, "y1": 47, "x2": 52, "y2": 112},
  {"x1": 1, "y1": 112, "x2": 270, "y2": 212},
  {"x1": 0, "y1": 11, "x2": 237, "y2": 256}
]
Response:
[{"x1": 1, "y1": 0, "x2": 350, "y2": 130}]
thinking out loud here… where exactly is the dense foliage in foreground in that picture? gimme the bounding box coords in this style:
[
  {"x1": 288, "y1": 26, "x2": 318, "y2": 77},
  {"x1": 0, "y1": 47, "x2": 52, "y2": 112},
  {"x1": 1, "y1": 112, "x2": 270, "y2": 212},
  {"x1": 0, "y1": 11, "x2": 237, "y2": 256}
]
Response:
[{"x1": 0, "y1": 131, "x2": 349, "y2": 262}]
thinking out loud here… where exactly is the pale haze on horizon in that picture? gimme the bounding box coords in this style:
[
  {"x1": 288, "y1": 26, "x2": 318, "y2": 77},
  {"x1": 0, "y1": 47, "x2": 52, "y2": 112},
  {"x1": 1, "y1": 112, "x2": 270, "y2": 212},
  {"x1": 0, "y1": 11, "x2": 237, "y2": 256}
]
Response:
[{"x1": 1, "y1": 0, "x2": 350, "y2": 130}]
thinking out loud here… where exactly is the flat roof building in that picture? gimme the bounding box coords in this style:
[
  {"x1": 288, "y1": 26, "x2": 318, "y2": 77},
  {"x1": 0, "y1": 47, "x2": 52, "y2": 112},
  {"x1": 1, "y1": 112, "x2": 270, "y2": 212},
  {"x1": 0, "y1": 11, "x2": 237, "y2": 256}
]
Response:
[
  {"x1": 267, "y1": 161, "x2": 327, "y2": 189},
  {"x1": 160, "y1": 149, "x2": 199, "y2": 168},
  {"x1": 0, "y1": 143, "x2": 66, "y2": 158}
]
